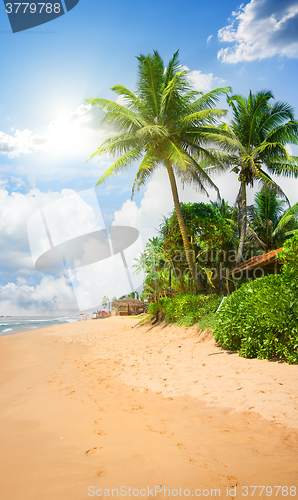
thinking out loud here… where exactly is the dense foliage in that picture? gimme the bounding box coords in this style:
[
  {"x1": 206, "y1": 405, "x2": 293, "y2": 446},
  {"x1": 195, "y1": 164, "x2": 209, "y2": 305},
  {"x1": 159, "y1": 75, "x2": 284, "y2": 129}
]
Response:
[
  {"x1": 216, "y1": 91, "x2": 298, "y2": 264},
  {"x1": 278, "y1": 232, "x2": 298, "y2": 275},
  {"x1": 247, "y1": 185, "x2": 298, "y2": 251},
  {"x1": 148, "y1": 293, "x2": 222, "y2": 327},
  {"x1": 213, "y1": 234, "x2": 298, "y2": 364},
  {"x1": 160, "y1": 202, "x2": 234, "y2": 253}
]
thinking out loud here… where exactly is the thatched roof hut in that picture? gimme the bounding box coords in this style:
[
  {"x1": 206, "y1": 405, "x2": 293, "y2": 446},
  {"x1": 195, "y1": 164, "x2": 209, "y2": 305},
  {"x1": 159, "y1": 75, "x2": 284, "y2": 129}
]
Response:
[{"x1": 112, "y1": 297, "x2": 146, "y2": 316}]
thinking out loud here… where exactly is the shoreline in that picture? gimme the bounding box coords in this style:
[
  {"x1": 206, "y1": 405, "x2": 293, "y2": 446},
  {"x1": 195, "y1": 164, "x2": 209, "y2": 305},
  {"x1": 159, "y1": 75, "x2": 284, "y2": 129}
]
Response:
[
  {"x1": 0, "y1": 316, "x2": 77, "y2": 336},
  {"x1": 0, "y1": 317, "x2": 297, "y2": 499}
]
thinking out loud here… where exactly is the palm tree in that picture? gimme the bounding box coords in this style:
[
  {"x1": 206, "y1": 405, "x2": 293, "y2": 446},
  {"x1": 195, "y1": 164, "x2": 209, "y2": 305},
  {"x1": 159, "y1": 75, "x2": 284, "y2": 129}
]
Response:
[
  {"x1": 247, "y1": 185, "x2": 298, "y2": 251},
  {"x1": 211, "y1": 91, "x2": 298, "y2": 265},
  {"x1": 86, "y1": 51, "x2": 230, "y2": 292}
]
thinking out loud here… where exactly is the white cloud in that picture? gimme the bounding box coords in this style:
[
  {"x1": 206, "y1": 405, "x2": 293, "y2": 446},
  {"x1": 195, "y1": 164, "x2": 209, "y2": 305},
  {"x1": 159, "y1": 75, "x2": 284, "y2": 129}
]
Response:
[
  {"x1": 116, "y1": 95, "x2": 127, "y2": 106},
  {"x1": 182, "y1": 66, "x2": 226, "y2": 91},
  {"x1": 0, "y1": 185, "x2": 145, "y2": 314},
  {"x1": 0, "y1": 186, "x2": 103, "y2": 274},
  {"x1": 207, "y1": 35, "x2": 213, "y2": 42},
  {"x1": 218, "y1": 0, "x2": 298, "y2": 63},
  {"x1": 0, "y1": 129, "x2": 46, "y2": 158},
  {"x1": 0, "y1": 275, "x2": 77, "y2": 316},
  {"x1": 0, "y1": 186, "x2": 99, "y2": 314}
]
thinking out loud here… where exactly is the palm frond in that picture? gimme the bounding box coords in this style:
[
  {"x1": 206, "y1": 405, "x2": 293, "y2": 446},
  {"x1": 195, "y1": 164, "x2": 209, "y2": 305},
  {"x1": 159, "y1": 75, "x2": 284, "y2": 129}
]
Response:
[
  {"x1": 136, "y1": 51, "x2": 164, "y2": 119},
  {"x1": 95, "y1": 145, "x2": 143, "y2": 185},
  {"x1": 178, "y1": 108, "x2": 227, "y2": 127},
  {"x1": 246, "y1": 227, "x2": 267, "y2": 249},
  {"x1": 256, "y1": 168, "x2": 290, "y2": 205},
  {"x1": 163, "y1": 140, "x2": 194, "y2": 170},
  {"x1": 87, "y1": 132, "x2": 139, "y2": 160},
  {"x1": 110, "y1": 85, "x2": 147, "y2": 115},
  {"x1": 177, "y1": 150, "x2": 221, "y2": 199},
  {"x1": 272, "y1": 202, "x2": 298, "y2": 237},
  {"x1": 131, "y1": 149, "x2": 159, "y2": 197},
  {"x1": 267, "y1": 158, "x2": 298, "y2": 178},
  {"x1": 86, "y1": 98, "x2": 147, "y2": 130},
  {"x1": 190, "y1": 87, "x2": 231, "y2": 112}
]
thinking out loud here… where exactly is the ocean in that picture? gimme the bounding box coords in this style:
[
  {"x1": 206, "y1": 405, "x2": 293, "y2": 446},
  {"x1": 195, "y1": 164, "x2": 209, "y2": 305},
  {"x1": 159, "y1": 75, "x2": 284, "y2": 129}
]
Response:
[{"x1": 0, "y1": 316, "x2": 77, "y2": 336}]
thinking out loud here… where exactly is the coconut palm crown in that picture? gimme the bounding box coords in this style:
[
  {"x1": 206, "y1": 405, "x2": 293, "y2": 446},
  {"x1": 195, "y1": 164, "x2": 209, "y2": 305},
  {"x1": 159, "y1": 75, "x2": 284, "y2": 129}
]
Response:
[
  {"x1": 247, "y1": 185, "x2": 298, "y2": 251},
  {"x1": 211, "y1": 91, "x2": 298, "y2": 265},
  {"x1": 86, "y1": 51, "x2": 230, "y2": 291}
]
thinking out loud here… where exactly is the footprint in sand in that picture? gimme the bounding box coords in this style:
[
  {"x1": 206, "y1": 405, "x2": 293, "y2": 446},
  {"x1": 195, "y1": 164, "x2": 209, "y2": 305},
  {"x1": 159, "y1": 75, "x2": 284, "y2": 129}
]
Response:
[
  {"x1": 224, "y1": 475, "x2": 238, "y2": 487},
  {"x1": 96, "y1": 430, "x2": 107, "y2": 436},
  {"x1": 85, "y1": 447, "x2": 102, "y2": 455},
  {"x1": 177, "y1": 443, "x2": 186, "y2": 449},
  {"x1": 95, "y1": 468, "x2": 109, "y2": 477}
]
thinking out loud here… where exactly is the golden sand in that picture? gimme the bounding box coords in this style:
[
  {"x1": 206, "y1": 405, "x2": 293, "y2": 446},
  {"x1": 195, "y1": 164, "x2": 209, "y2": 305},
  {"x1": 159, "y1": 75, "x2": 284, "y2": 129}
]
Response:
[{"x1": 0, "y1": 317, "x2": 297, "y2": 499}]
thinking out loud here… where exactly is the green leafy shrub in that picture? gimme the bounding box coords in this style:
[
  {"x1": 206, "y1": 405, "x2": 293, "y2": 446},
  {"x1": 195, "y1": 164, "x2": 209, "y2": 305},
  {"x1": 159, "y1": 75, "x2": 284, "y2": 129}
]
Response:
[
  {"x1": 213, "y1": 273, "x2": 298, "y2": 364},
  {"x1": 148, "y1": 293, "x2": 221, "y2": 327},
  {"x1": 278, "y1": 232, "x2": 298, "y2": 276}
]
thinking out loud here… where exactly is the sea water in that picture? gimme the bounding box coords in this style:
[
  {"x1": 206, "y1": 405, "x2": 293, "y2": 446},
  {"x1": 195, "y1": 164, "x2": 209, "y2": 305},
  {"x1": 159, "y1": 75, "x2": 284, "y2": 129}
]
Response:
[{"x1": 0, "y1": 316, "x2": 76, "y2": 336}]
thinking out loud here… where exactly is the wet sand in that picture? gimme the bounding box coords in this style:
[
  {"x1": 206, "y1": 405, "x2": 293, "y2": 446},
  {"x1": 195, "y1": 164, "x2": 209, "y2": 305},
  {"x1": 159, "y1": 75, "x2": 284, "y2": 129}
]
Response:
[{"x1": 0, "y1": 316, "x2": 297, "y2": 499}]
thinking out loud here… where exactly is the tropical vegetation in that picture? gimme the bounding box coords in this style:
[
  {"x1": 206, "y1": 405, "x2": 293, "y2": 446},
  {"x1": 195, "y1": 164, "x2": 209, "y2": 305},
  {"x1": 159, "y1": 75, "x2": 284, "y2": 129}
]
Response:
[
  {"x1": 213, "y1": 91, "x2": 298, "y2": 264},
  {"x1": 87, "y1": 51, "x2": 298, "y2": 365},
  {"x1": 213, "y1": 234, "x2": 298, "y2": 364},
  {"x1": 247, "y1": 185, "x2": 298, "y2": 251},
  {"x1": 87, "y1": 50, "x2": 231, "y2": 292},
  {"x1": 148, "y1": 293, "x2": 221, "y2": 328}
]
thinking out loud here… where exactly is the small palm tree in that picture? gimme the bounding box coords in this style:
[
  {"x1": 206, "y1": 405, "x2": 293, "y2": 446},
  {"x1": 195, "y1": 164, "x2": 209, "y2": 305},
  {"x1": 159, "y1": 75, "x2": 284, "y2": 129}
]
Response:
[
  {"x1": 133, "y1": 252, "x2": 147, "y2": 276},
  {"x1": 86, "y1": 51, "x2": 230, "y2": 292},
  {"x1": 211, "y1": 91, "x2": 298, "y2": 264},
  {"x1": 247, "y1": 185, "x2": 298, "y2": 251}
]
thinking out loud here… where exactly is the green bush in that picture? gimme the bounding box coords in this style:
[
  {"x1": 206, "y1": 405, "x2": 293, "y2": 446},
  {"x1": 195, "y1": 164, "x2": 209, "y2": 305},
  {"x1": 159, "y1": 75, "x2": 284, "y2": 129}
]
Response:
[
  {"x1": 278, "y1": 232, "x2": 298, "y2": 276},
  {"x1": 148, "y1": 293, "x2": 222, "y2": 327},
  {"x1": 213, "y1": 273, "x2": 298, "y2": 364}
]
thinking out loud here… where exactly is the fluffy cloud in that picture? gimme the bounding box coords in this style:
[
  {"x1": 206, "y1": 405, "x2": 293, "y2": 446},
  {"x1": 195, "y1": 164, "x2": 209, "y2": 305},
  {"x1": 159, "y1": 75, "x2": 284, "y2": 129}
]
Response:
[
  {"x1": 0, "y1": 129, "x2": 46, "y2": 158},
  {"x1": 217, "y1": 0, "x2": 298, "y2": 63},
  {"x1": 0, "y1": 275, "x2": 78, "y2": 316},
  {"x1": 182, "y1": 66, "x2": 226, "y2": 92},
  {"x1": 0, "y1": 185, "x2": 144, "y2": 314},
  {"x1": 0, "y1": 184, "x2": 80, "y2": 315},
  {"x1": 0, "y1": 187, "x2": 99, "y2": 313}
]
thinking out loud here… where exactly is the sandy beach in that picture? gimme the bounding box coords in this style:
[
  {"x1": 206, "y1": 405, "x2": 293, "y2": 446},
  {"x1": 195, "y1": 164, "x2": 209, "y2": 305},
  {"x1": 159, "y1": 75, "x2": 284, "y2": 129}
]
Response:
[{"x1": 0, "y1": 316, "x2": 297, "y2": 500}]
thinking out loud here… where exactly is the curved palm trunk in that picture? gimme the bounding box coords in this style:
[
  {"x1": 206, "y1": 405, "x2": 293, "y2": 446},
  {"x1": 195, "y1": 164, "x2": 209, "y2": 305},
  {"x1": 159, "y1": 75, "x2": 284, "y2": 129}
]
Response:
[
  {"x1": 236, "y1": 178, "x2": 247, "y2": 266},
  {"x1": 165, "y1": 161, "x2": 205, "y2": 293}
]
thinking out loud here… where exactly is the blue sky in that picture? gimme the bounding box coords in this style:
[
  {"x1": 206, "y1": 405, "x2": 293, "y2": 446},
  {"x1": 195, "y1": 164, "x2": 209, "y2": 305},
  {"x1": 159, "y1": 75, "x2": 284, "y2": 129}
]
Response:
[{"x1": 1, "y1": 0, "x2": 298, "y2": 314}]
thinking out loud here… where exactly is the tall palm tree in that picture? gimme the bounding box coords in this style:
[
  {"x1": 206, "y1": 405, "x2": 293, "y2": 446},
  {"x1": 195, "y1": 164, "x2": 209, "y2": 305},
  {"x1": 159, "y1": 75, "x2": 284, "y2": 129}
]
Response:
[
  {"x1": 210, "y1": 91, "x2": 298, "y2": 265},
  {"x1": 86, "y1": 51, "x2": 230, "y2": 292},
  {"x1": 247, "y1": 185, "x2": 298, "y2": 251}
]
